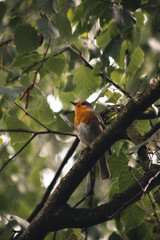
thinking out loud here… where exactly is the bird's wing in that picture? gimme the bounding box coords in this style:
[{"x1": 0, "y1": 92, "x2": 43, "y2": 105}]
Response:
[{"x1": 87, "y1": 104, "x2": 105, "y2": 130}]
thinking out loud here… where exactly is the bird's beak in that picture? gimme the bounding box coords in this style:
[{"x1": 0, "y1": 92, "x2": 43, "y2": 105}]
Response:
[{"x1": 70, "y1": 101, "x2": 76, "y2": 106}]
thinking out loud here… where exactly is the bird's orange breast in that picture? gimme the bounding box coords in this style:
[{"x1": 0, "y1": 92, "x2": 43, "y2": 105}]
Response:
[{"x1": 74, "y1": 107, "x2": 96, "y2": 130}]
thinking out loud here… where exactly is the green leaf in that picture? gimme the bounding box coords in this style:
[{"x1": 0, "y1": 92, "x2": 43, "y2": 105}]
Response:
[
  {"x1": 59, "y1": 91, "x2": 75, "y2": 109},
  {"x1": 20, "y1": 74, "x2": 31, "y2": 87},
  {"x1": 14, "y1": 24, "x2": 39, "y2": 53},
  {"x1": 12, "y1": 53, "x2": 40, "y2": 67},
  {"x1": 110, "y1": 70, "x2": 126, "y2": 86},
  {"x1": 128, "y1": 141, "x2": 147, "y2": 154},
  {"x1": 97, "y1": 30, "x2": 111, "y2": 50},
  {"x1": 132, "y1": 27, "x2": 141, "y2": 50},
  {"x1": 96, "y1": 21, "x2": 119, "y2": 50},
  {"x1": 0, "y1": 86, "x2": 25, "y2": 103},
  {"x1": 27, "y1": 99, "x2": 55, "y2": 124},
  {"x1": 109, "y1": 181, "x2": 119, "y2": 200},
  {"x1": 46, "y1": 73, "x2": 61, "y2": 98},
  {"x1": 9, "y1": 15, "x2": 23, "y2": 30},
  {"x1": 5, "y1": 116, "x2": 32, "y2": 144},
  {"x1": 118, "y1": 40, "x2": 131, "y2": 70},
  {"x1": 108, "y1": 153, "x2": 128, "y2": 178},
  {"x1": 105, "y1": 90, "x2": 121, "y2": 104},
  {"x1": 136, "y1": 120, "x2": 150, "y2": 135},
  {"x1": 104, "y1": 35, "x2": 123, "y2": 60},
  {"x1": 72, "y1": 4, "x2": 83, "y2": 22},
  {"x1": 109, "y1": 232, "x2": 122, "y2": 240},
  {"x1": 119, "y1": 166, "x2": 142, "y2": 192},
  {"x1": 36, "y1": 18, "x2": 59, "y2": 39},
  {"x1": 63, "y1": 75, "x2": 75, "y2": 92},
  {"x1": 55, "y1": 14, "x2": 71, "y2": 39},
  {"x1": 126, "y1": 47, "x2": 144, "y2": 77},
  {"x1": 72, "y1": 65, "x2": 101, "y2": 99},
  {"x1": 135, "y1": 11, "x2": 145, "y2": 29},
  {"x1": 110, "y1": 5, "x2": 136, "y2": 30},
  {"x1": 0, "y1": 71, "x2": 8, "y2": 86},
  {"x1": 44, "y1": 57, "x2": 65, "y2": 75},
  {"x1": 0, "y1": 2, "x2": 7, "y2": 23},
  {"x1": 127, "y1": 222, "x2": 153, "y2": 240},
  {"x1": 112, "y1": 141, "x2": 125, "y2": 156},
  {"x1": 120, "y1": 204, "x2": 146, "y2": 232},
  {"x1": 92, "y1": 62, "x2": 101, "y2": 76},
  {"x1": 72, "y1": 228, "x2": 82, "y2": 240},
  {"x1": 33, "y1": 0, "x2": 58, "y2": 15},
  {"x1": 141, "y1": 0, "x2": 150, "y2": 3}
]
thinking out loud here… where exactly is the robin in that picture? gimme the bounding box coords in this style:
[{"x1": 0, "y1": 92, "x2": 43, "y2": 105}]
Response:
[{"x1": 71, "y1": 100, "x2": 111, "y2": 180}]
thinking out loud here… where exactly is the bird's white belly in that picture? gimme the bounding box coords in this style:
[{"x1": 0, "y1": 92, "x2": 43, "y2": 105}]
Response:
[{"x1": 77, "y1": 122, "x2": 101, "y2": 146}]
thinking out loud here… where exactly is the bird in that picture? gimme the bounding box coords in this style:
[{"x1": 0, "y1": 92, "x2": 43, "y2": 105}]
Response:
[{"x1": 71, "y1": 100, "x2": 111, "y2": 180}]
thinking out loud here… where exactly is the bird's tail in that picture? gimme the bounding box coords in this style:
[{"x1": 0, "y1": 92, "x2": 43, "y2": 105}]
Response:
[{"x1": 99, "y1": 155, "x2": 111, "y2": 180}]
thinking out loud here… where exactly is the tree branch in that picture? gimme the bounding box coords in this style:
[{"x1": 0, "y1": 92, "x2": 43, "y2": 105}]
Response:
[
  {"x1": 0, "y1": 134, "x2": 36, "y2": 172},
  {"x1": 0, "y1": 38, "x2": 13, "y2": 48},
  {"x1": 0, "y1": 128, "x2": 77, "y2": 137},
  {"x1": 54, "y1": 167, "x2": 160, "y2": 230}
]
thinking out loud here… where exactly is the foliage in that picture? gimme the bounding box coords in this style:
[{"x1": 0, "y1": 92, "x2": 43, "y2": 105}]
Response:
[{"x1": 0, "y1": 0, "x2": 160, "y2": 239}]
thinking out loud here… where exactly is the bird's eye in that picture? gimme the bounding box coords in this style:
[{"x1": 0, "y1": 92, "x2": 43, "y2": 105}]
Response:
[{"x1": 81, "y1": 102, "x2": 86, "y2": 105}]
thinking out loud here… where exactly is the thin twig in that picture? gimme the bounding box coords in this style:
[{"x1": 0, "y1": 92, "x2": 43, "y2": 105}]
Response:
[
  {"x1": 20, "y1": 39, "x2": 52, "y2": 108},
  {"x1": 14, "y1": 102, "x2": 50, "y2": 131},
  {"x1": 108, "y1": 169, "x2": 160, "y2": 220},
  {"x1": 35, "y1": 39, "x2": 51, "y2": 80},
  {"x1": 148, "y1": 192, "x2": 160, "y2": 223},
  {"x1": 53, "y1": 231, "x2": 57, "y2": 240},
  {"x1": 140, "y1": 198, "x2": 158, "y2": 225},
  {"x1": 129, "y1": 167, "x2": 145, "y2": 192},
  {"x1": 0, "y1": 38, "x2": 13, "y2": 48},
  {"x1": 0, "y1": 134, "x2": 36, "y2": 172},
  {"x1": 60, "y1": 113, "x2": 74, "y2": 129},
  {"x1": 0, "y1": 128, "x2": 77, "y2": 137},
  {"x1": 84, "y1": 228, "x2": 88, "y2": 240},
  {"x1": 73, "y1": 191, "x2": 92, "y2": 208},
  {"x1": 73, "y1": 167, "x2": 95, "y2": 208},
  {"x1": 14, "y1": 102, "x2": 77, "y2": 137},
  {"x1": 27, "y1": 137, "x2": 79, "y2": 222},
  {"x1": 89, "y1": 166, "x2": 95, "y2": 208}
]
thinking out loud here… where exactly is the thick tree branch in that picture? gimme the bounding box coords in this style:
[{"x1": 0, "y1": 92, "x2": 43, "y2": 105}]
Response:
[
  {"x1": 53, "y1": 166, "x2": 160, "y2": 230},
  {"x1": 18, "y1": 166, "x2": 160, "y2": 239},
  {"x1": 18, "y1": 73, "x2": 160, "y2": 240}
]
